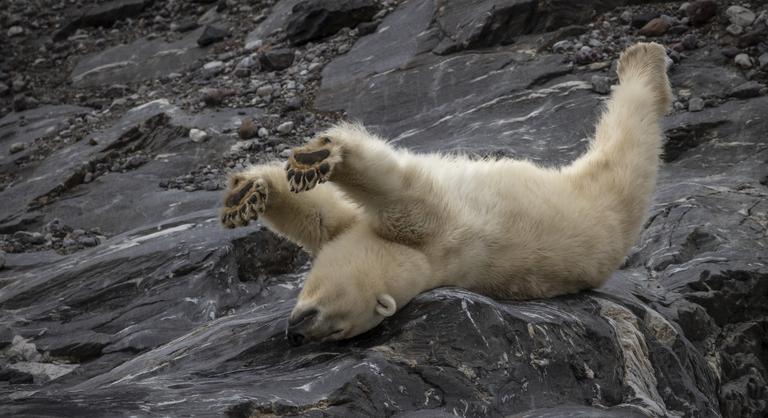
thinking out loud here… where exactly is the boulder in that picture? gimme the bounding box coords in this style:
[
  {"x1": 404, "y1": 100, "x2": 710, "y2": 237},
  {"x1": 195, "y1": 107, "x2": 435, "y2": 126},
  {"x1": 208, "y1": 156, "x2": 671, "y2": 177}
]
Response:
[{"x1": 286, "y1": 0, "x2": 380, "y2": 45}]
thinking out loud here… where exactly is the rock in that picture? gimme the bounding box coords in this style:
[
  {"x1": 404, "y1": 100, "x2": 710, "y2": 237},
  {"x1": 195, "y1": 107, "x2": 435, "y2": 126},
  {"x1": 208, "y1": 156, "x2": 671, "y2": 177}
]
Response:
[
  {"x1": 258, "y1": 127, "x2": 269, "y2": 138},
  {"x1": 730, "y1": 81, "x2": 763, "y2": 99},
  {"x1": 54, "y1": 0, "x2": 152, "y2": 41},
  {"x1": 77, "y1": 236, "x2": 99, "y2": 247},
  {"x1": 202, "y1": 60, "x2": 225, "y2": 77},
  {"x1": 759, "y1": 53, "x2": 768, "y2": 69},
  {"x1": 244, "y1": 39, "x2": 263, "y2": 52},
  {"x1": 620, "y1": 10, "x2": 632, "y2": 24},
  {"x1": 631, "y1": 12, "x2": 658, "y2": 29},
  {"x1": 9, "y1": 142, "x2": 26, "y2": 154},
  {"x1": 681, "y1": 34, "x2": 698, "y2": 50},
  {"x1": 125, "y1": 155, "x2": 148, "y2": 169},
  {"x1": 238, "y1": 118, "x2": 258, "y2": 140},
  {"x1": 574, "y1": 46, "x2": 599, "y2": 64},
  {"x1": 259, "y1": 49, "x2": 295, "y2": 71},
  {"x1": 0, "y1": 251, "x2": 5, "y2": 270},
  {"x1": 13, "y1": 231, "x2": 46, "y2": 245},
  {"x1": 686, "y1": 0, "x2": 717, "y2": 26},
  {"x1": 590, "y1": 75, "x2": 611, "y2": 94},
  {"x1": 726, "y1": 24, "x2": 743, "y2": 36},
  {"x1": 197, "y1": 25, "x2": 229, "y2": 47},
  {"x1": 201, "y1": 88, "x2": 224, "y2": 107},
  {"x1": 735, "y1": 54, "x2": 752, "y2": 69},
  {"x1": 356, "y1": 20, "x2": 379, "y2": 36},
  {"x1": 284, "y1": 96, "x2": 302, "y2": 111},
  {"x1": 552, "y1": 40, "x2": 572, "y2": 53},
  {"x1": 189, "y1": 129, "x2": 208, "y2": 143},
  {"x1": 256, "y1": 85, "x2": 274, "y2": 97},
  {"x1": 721, "y1": 46, "x2": 740, "y2": 59},
  {"x1": 726, "y1": 5, "x2": 756, "y2": 27},
  {"x1": 234, "y1": 56, "x2": 256, "y2": 78},
  {"x1": 0, "y1": 82, "x2": 8, "y2": 96},
  {"x1": 688, "y1": 97, "x2": 704, "y2": 111},
  {"x1": 737, "y1": 28, "x2": 766, "y2": 48},
  {"x1": 276, "y1": 121, "x2": 294, "y2": 134},
  {"x1": 7, "y1": 26, "x2": 24, "y2": 37},
  {"x1": 639, "y1": 18, "x2": 669, "y2": 37},
  {"x1": 286, "y1": 0, "x2": 380, "y2": 45}
]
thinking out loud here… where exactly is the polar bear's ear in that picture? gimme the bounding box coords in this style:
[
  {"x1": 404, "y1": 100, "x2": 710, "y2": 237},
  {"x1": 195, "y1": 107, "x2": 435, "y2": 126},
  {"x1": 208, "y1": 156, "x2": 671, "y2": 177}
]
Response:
[{"x1": 376, "y1": 294, "x2": 397, "y2": 317}]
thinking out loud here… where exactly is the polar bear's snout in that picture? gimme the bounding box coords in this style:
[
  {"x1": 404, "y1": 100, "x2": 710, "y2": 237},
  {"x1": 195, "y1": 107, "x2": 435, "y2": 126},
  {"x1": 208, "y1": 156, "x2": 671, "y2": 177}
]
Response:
[{"x1": 286, "y1": 308, "x2": 318, "y2": 346}]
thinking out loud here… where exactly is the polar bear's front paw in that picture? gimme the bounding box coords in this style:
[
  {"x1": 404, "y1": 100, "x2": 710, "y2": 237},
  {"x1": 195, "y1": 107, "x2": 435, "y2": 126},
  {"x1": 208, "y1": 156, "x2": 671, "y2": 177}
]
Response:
[
  {"x1": 286, "y1": 136, "x2": 341, "y2": 193},
  {"x1": 221, "y1": 177, "x2": 268, "y2": 228}
]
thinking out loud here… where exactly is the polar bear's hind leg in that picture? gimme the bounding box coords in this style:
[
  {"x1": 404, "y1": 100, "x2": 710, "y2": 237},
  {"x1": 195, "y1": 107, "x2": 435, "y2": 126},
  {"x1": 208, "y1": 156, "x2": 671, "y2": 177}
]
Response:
[{"x1": 286, "y1": 136, "x2": 342, "y2": 192}]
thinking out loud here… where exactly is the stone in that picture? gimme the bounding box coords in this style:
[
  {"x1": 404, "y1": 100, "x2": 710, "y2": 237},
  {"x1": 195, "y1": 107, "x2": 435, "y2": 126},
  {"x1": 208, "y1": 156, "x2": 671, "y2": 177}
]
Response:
[
  {"x1": 681, "y1": 34, "x2": 698, "y2": 50},
  {"x1": 0, "y1": 251, "x2": 5, "y2": 270},
  {"x1": 730, "y1": 81, "x2": 764, "y2": 99},
  {"x1": 735, "y1": 54, "x2": 752, "y2": 69},
  {"x1": 726, "y1": 5, "x2": 756, "y2": 27},
  {"x1": 687, "y1": 97, "x2": 704, "y2": 112},
  {"x1": 13, "y1": 231, "x2": 46, "y2": 245},
  {"x1": 202, "y1": 60, "x2": 225, "y2": 77},
  {"x1": 256, "y1": 85, "x2": 274, "y2": 97},
  {"x1": 7, "y1": 26, "x2": 24, "y2": 37},
  {"x1": 726, "y1": 24, "x2": 743, "y2": 36},
  {"x1": 686, "y1": 0, "x2": 717, "y2": 26},
  {"x1": 77, "y1": 236, "x2": 99, "y2": 247},
  {"x1": 721, "y1": 46, "x2": 740, "y2": 59},
  {"x1": 244, "y1": 39, "x2": 263, "y2": 52},
  {"x1": 552, "y1": 40, "x2": 572, "y2": 53},
  {"x1": 737, "y1": 29, "x2": 766, "y2": 48},
  {"x1": 639, "y1": 18, "x2": 669, "y2": 37},
  {"x1": 259, "y1": 49, "x2": 295, "y2": 71},
  {"x1": 286, "y1": 0, "x2": 380, "y2": 45},
  {"x1": 258, "y1": 127, "x2": 269, "y2": 138},
  {"x1": 54, "y1": 0, "x2": 152, "y2": 41},
  {"x1": 590, "y1": 75, "x2": 611, "y2": 94},
  {"x1": 189, "y1": 128, "x2": 208, "y2": 143},
  {"x1": 9, "y1": 142, "x2": 26, "y2": 154},
  {"x1": 238, "y1": 118, "x2": 258, "y2": 140},
  {"x1": 234, "y1": 56, "x2": 256, "y2": 78},
  {"x1": 759, "y1": 53, "x2": 768, "y2": 69},
  {"x1": 201, "y1": 88, "x2": 224, "y2": 107},
  {"x1": 276, "y1": 121, "x2": 294, "y2": 134},
  {"x1": 631, "y1": 12, "x2": 658, "y2": 29},
  {"x1": 197, "y1": 25, "x2": 229, "y2": 47}
]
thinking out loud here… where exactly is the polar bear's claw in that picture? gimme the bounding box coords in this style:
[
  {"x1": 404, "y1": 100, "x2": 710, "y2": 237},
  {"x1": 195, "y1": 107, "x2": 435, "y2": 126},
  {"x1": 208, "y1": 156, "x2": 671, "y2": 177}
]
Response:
[
  {"x1": 286, "y1": 140, "x2": 337, "y2": 193},
  {"x1": 220, "y1": 178, "x2": 268, "y2": 228}
]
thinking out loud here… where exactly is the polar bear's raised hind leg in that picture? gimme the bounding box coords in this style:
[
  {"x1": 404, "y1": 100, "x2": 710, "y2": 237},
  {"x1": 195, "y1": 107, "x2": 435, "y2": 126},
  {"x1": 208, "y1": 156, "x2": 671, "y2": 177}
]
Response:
[
  {"x1": 221, "y1": 177, "x2": 268, "y2": 228},
  {"x1": 286, "y1": 135, "x2": 341, "y2": 193}
]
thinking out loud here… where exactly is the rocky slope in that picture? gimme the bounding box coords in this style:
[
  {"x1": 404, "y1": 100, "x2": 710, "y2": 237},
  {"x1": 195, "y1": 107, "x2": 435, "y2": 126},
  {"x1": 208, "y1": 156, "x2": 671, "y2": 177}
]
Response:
[{"x1": 0, "y1": 0, "x2": 766, "y2": 417}]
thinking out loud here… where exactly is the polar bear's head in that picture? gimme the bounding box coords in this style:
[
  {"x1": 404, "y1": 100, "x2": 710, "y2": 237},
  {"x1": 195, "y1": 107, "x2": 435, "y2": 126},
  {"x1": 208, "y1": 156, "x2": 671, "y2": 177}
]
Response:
[{"x1": 286, "y1": 225, "x2": 430, "y2": 345}]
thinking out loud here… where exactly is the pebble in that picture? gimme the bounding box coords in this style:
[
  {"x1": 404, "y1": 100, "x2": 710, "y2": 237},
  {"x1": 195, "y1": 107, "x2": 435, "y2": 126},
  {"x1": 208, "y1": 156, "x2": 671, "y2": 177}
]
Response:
[
  {"x1": 639, "y1": 18, "x2": 669, "y2": 37},
  {"x1": 552, "y1": 40, "x2": 572, "y2": 53},
  {"x1": 202, "y1": 61, "x2": 225, "y2": 77},
  {"x1": 688, "y1": 97, "x2": 704, "y2": 112},
  {"x1": 620, "y1": 10, "x2": 632, "y2": 24},
  {"x1": 238, "y1": 117, "x2": 258, "y2": 140},
  {"x1": 126, "y1": 155, "x2": 148, "y2": 169},
  {"x1": 0, "y1": 82, "x2": 8, "y2": 96},
  {"x1": 721, "y1": 46, "x2": 740, "y2": 59},
  {"x1": 234, "y1": 56, "x2": 256, "y2": 78},
  {"x1": 245, "y1": 39, "x2": 263, "y2": 52},
  {"x1": 734, "y1": 54, "x2": 752, "y2": 69},
  {"x1": 77, "y1": 236, "x2": 99, "y2": 247},
  {"x1": 632, "y1": 12, "x2": 658, "y2": 29},
  {"x1": 197, "y1": 25, "x2": 229, "y2": 47},
  {"x1": 681, "y1": 34, "x2": 698, "y2": 50},
  {"x1": 280, "y1": 149, "x2": 292, "y2": 158},
  {"x1": 9, "y1": 142, "x2": 26, "y2": 154},
  {"x1": 277, "y1": 121, "x2": 294, "y2": 134},
  {"x1": 726, "y1": 6, "x2": 756, "y2": 27},
  {"x1": 190, "y1": 129, "x2": 208, "y2": 143},
  {"x1": 687, "y1": 0, "x2": 717, "y2": 26},
  {"x1": 726, "y1": 24, "x2": 743, "y2": 36},
  {"x1": 260, "y1": 49, "x2": 295, "y2": 71},
  {"x1": 591, "y1": 75, "x2": 611, "y2": 94},
  {"x1": 7, "y1": 26, "x2": 24, "y2": 37},
  {"x1": 201, "y1": 88, "x2": 224, "y2": 107},
  {"x1": 258, "y1": 127, "x2": 269, "y2": 138},
  {"x1": 257, "y1": 85, "x2": 274, "y2": 97}
]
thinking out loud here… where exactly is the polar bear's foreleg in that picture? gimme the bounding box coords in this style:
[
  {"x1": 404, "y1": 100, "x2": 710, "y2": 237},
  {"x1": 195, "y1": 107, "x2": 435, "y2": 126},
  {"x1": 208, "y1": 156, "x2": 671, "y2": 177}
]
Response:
[{"x1": 221, "y1": 163, "x2": 360, "y2": 253}]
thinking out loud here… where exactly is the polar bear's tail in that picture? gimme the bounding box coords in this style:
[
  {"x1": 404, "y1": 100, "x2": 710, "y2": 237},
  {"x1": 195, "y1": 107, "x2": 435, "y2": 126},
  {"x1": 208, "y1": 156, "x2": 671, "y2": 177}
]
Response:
[{"x1": 567, "y1": 43, "x2": 672, "y2": 244}]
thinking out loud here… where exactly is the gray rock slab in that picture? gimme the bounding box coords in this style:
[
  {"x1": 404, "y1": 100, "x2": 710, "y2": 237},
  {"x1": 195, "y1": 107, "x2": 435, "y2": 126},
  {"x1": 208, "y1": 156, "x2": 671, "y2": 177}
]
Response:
[{"x1": 71, "y1": 27, "x2": 209, "y2": 87}]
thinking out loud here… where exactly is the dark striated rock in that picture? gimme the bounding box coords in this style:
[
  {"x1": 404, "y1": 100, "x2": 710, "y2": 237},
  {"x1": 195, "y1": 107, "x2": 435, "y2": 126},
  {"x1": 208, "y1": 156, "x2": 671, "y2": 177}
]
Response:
[
  {"x1": 196, "y1": 24, "x2": 229, "y2": 47},
  {"x1": 687, "y1": 0, "x2": 718, "y2": 26},
  {"x1": 730, "y1": 81, "x2": 764, "y2": 99},
  {"x1": 259, "y1": 48, "x2": 295, "y2": 71},
  {"x1": 286, "y1": 0, "x2": 380, "y2": 45},
  {"x1": 54, "y1": 0, "x2": 154, "y2": 41}
]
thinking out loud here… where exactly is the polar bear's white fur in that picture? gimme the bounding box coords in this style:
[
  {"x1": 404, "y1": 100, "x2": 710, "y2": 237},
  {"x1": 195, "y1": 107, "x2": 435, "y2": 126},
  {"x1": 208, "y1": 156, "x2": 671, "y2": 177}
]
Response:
[{"x1": 221, "y1": 43, "x2": 672, "y2": 344}]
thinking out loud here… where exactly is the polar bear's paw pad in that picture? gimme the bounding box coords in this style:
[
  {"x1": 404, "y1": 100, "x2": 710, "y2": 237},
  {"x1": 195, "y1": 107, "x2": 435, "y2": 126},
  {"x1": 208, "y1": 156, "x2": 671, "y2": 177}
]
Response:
[
  {"x1": 220, "y1": 178, "x2": 268, "y2": 228},
  {"x1": 286, "y1": 138, "x2": 337, "y2": 193}
]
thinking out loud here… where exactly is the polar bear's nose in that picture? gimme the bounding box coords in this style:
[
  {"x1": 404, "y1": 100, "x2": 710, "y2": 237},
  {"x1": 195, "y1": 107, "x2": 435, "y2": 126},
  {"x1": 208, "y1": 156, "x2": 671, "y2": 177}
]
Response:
[{"x1": 286, "y1": 308, "x2": 318, "y2": 346}]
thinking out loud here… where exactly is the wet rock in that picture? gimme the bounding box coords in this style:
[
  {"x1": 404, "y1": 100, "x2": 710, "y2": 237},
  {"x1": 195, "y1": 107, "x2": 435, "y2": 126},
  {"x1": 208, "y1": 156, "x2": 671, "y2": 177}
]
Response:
[
  {"x1": 686, "y1": 0, "x2": 717, "y2": 26},
  {"x1": 197, "y1": 25, "x2": 230, "y2": 47},
  {"x1": 735, "y1": 53, "x2": 752, "y2": 69},
  {"x1": 286, "y1": 0, "x2": 380, "y2": 45},
  {"x1": 726, "y1": 5, "x2": 756, "y2": 27},
  {"x1": 730, "y1": 81, "x2": 764, "y2": 99},
  {"x1": 639, "y1": 18, "x2": 669, "y2": 37},
  {"x1": 259, "y1": 49, "x2": 295, "y2": 71},
  {"x1": 238, "y1": 118, "x2": 257, "y2": 140}
]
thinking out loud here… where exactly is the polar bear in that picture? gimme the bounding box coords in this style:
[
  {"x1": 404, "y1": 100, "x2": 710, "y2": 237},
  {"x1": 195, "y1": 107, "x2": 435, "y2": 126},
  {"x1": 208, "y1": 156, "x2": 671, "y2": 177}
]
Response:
[{"x1": 221, "y1": 43, "x2": 672, "y2": 345}]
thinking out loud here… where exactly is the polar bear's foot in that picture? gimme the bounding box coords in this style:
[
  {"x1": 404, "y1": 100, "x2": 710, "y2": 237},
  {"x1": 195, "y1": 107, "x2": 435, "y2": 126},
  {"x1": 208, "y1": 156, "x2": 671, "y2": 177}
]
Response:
[
  {"x1": 220, "y1": 177, "x2": 268, "y2": 228},
  {"x1": 616, "y1": 42, "x2": 672, "y2": 113},
  {"x1": 286, "y1": 136, "x2": 342, "y2": 193}
]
